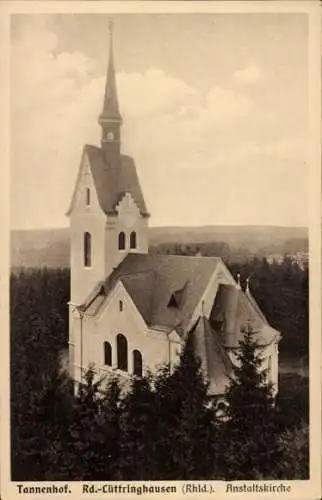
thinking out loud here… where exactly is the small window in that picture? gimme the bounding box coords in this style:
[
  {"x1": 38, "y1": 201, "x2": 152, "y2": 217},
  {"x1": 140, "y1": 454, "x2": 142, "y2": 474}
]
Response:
[
  {"x1": 268, "y1": 355, "x2": 273, "y2": 382},
  {"x1": 118, "y1": 232, "x2": 126, "y2": 250},
  {"x1": 84, "y1": 232, "x2": 92, "y2": 267},
  {"x1": 86, "y1": 187, "x2": 91, "y2": 206},
  {"x1": 104, "y1": 341, "x2": 112, "y2": 366},
  {"x1": 119, "y1": 300, "x2": 123, "y2": 312},
  {"x1": 130, "y1": 231, "x2": 137, "y2": 249},
  {"x1": 133, "y1": 350, "x2": 143, "y2": 377},
  {"x1": 117, "y1": 333, "x2": 128, "y2": 371}
]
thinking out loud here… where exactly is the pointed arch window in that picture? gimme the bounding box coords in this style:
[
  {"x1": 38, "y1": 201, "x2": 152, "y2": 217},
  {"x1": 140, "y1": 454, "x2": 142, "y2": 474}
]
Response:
[
  {"x1": 133, "y1": 349, "x2": 143, "y2": 377},
  {"x1": 130, "y1": 231, "x2": 137, "y2": 249},
  {"x1": 118, "y1": 232, "x2": 126, "y2": 250},
  {"x1": 86, "y1": 187, "x2": 91, "y2": 206},
  {"x1": 116, "y1": 333, "x2": 128, "y2": 371},
  {"x1": 84, "y1": 232, "x2": 92, "y2": 267},
  {"x1": 104, "y1": 341, "x2": 112, "y2": 366}
]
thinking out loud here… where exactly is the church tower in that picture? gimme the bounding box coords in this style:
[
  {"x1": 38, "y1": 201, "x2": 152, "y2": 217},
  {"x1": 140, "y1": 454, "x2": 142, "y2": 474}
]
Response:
[
  {"x1": 98, "y1": 21, "x2": 122, "y2": 159},
  {"x1": 67, "y1": 23, "x2": 149, "y2": 307}
]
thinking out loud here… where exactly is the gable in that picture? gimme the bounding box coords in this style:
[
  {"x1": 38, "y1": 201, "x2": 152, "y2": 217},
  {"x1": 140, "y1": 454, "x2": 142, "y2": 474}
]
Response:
[
  {"x1": 94, "y1": 280, "x2": 148, "y2": 331},
  {"x1": 186, "y1": 260, "x2": 235, "y2": 332},
  {"x1": 66, "y1": 149, "x2": 104, "y2": 217},
  {"x1": 81, "y1": 254, "x2": 221, "y2": 333},
  {"x1": 116, "y1": 192, "x2": 141, "y2": 228},
  {"x1": 87, "y1": 145, "x2": 149, "y2": 217},
  {"x1": 67, "y1": 145, "x2": 149, "y2": 218}
]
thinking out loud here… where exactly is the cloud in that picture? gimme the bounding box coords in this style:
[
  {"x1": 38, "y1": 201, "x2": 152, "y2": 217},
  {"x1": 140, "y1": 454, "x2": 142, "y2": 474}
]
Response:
[
  {"x1": 10, "y1": 19, "x2": 307, "y2": 229},
  {"x1": 233, "y1": 63, "x2": 263, "y2": 85},
  {"x1": 118, "y1": 67, "x2": 198, "y2": 119}
]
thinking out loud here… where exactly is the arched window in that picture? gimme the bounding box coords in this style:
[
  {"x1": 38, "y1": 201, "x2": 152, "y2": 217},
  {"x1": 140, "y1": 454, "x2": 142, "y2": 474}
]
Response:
[
  {"x1": 86, "y1": 187, "x2": 91, "y2": 206},
  {"x1": 118, "y1": 232, "x2": 126, "y2": 250},
  {"x1": 84, "y1": 232, "x2": 92, "y2": 267},
  {"x1": 116, "y1": 333, "x2": 128, "y2": 371},
  {"x1": 104, "y1": 341, "x2": 112, "y2": 366},
  {"x1": 130, "y1": 231, "x2": 137, "y2": 249},
  {"x1": 133, "y1": 349, "x2": 142, "y2": 377}
]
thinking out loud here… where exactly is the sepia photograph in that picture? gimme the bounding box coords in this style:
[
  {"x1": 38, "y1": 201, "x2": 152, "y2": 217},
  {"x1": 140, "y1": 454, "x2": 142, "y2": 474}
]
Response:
[{"x1": 1, "y1": 1, "x2": 321, "y2": 497}]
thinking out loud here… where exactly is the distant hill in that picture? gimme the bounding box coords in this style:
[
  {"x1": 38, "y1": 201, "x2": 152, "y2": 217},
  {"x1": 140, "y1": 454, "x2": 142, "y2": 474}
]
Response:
[
  {"x1": 10, "y1": 225, "x2": 308, "y2": 270},
  {"x1": 11, "y1": 228, "x2": 70, "y2": 270}
]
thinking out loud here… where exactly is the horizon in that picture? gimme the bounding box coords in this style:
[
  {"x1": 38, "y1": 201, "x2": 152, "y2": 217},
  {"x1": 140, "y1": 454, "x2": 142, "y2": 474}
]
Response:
[{"x1": 10, "y1": 222, "x2": 309, "y2": 232}]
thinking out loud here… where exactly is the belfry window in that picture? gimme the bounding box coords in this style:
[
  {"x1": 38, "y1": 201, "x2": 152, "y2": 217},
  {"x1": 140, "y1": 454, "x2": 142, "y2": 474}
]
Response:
[
  {"x1": 133, "y1": 350, "x2": 143, "y2": 377},
  {"x1": 104, "y1": 341, "x2": 112, "y2": 366},
  {"x1": 118, "y1": 232, "x2": 126, "y2": 250},
  {"x1": 84, "y1": 232, "x2": 92, "y2": 267},
  {"x1": 86, "y1": 187, "x2": 91, "y2": 206},
  {"x1": 130, "y1": 231, "x2": 137, "y2": 249},
  {"x1": 117, "y1": 333, "x2": 128, "y2": 371}
]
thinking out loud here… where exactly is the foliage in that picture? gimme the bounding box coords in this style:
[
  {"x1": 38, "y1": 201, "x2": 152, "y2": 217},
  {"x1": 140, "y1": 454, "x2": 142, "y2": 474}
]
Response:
[
  {"x1": 218, "y1": 325, "x2": 279, "y2": 480},
  {"x1": 228, "y1": 256, "x2": 308, "y2": 359},
  {"x1": 152, "y1": 332, "x2": 215, "y2": 480},
  {"x1": 118, "y1": 374, "x2": 158, "y2": 479},
  {"x1": 11, "y1": 268, "x2": 70, "y2": 480},
  {"x1": 11, "y1": 267, "x2": 309, "y2": 481},
  {"x1": 275, "y1": 372, "x2": 309, "y2": 431},
  {"x1": 273, "y1": 422, "x2": 309, "y2": 479}
]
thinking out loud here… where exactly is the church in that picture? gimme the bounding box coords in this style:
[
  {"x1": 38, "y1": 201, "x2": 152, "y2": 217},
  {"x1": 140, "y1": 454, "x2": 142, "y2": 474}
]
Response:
[{"x1": 67, "y1": 26, "x2": 281, "y2": 397}]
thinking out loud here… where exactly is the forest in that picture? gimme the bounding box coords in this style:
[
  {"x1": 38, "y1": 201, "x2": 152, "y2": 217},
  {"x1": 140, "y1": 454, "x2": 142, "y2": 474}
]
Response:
[{"x1": 10, "y1": 255, "x2": 309, "y2": 480}]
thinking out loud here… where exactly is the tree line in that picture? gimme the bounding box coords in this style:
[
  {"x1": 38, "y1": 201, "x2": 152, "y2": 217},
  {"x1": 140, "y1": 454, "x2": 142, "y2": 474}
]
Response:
[{"x1": 11, "y1": 266, "x2": 308, "y2": 480}]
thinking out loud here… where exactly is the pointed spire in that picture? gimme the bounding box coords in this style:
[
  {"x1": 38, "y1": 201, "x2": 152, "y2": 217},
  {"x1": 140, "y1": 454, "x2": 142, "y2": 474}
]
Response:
[{"x1": 99, "y1": 20, "x2": 122, "y2": 124}]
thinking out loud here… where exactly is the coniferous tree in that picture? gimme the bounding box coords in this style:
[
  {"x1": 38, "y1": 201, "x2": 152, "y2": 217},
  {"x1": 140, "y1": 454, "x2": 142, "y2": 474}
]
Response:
[
  {"x1": 98, "y1": 375, "x2": 123, "y2": 479},
  {"x1": 119, "y1": 374, "x2": 158, "y2": 479},
  {"x1": 220, "y1": 324, "x2": 278, "y2": 479},
  {"x1": 153, "y1": 332, "x2": 215, "y2": 480},
  {"x1": 61, "y1": 366, "x2": 107, "y2": 480}
]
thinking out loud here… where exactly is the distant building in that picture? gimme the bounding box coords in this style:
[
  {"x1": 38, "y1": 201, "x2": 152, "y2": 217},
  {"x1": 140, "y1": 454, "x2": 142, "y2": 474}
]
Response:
[
  {"x1": 67, "y1": 27, "x2": 281, "y2": 397},
  {"x1": 267, "y1": 252, "x2": 308, "y2": 270}
]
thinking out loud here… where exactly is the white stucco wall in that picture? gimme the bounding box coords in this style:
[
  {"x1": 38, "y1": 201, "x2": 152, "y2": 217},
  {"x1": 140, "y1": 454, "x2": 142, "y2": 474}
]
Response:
[
  {"x1": 71, "y1": 281, "x2": 181, "y2": 387},
  {"x1": 69, "y1": 154, "x2": 108, "y2": 306},
  {"x1": 104, "y1": 193, "x2": 149, "y2": 277},
  {"x1": 69, "y1": 156, "x2": 149, "y2": 306}
]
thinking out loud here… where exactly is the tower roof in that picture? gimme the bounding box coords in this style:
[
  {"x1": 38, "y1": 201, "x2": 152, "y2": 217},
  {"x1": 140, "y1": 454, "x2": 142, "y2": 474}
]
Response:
[{"x1": 99, "y1": 21, "x2": 122, "y2": 123}]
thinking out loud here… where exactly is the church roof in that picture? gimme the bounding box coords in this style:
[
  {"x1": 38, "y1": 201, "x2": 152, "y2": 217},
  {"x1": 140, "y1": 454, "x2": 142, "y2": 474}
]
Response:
[
  {"x1": 91, "y1": 253, "x2": 222, "y2": 331},
  {"x1": 82, "y1": 253, "x2": 279, "y2": 349},
  {"x1": 84, "y1": 144, "x2": 149, "y2": 217},
  {"x1": 191, "y1": 316, "x2": 233, "y2": 395},
  {"x1": 209, "y1": 283, "x2": 280, "y2": 347}
]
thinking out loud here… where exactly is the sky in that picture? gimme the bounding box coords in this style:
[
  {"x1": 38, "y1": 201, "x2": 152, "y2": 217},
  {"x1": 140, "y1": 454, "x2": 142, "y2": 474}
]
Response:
[{"x1": 10, "y1": 13, "x2": 309, "y2": 229}]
